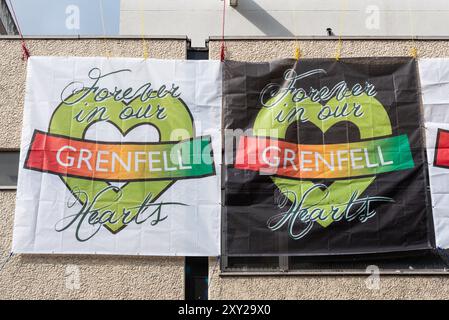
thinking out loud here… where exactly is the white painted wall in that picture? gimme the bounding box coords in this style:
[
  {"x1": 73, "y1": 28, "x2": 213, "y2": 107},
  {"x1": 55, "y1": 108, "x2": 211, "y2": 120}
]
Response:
[{"x1": 120, "y1": 0, "x2": 449, "y2": 47}]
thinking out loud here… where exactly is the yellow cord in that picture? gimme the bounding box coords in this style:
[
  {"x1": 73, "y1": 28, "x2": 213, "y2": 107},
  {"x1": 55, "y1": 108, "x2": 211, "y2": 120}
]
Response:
[
  {"x1": 410, "y1": 46, "x2": 418, "y2": 59},
  {"x1": 335, "y1": 0, "x2": 346, "y2": 61},
  {"x1": 99, "y1": 0, "x2": 111, "y2": 58},
  {"x1": 408, "y1": 0, "x2": 418, "y2": 59},
  {"x1": 139, "y1": 0, "x2": 149, "y2": 59},
  {"x1": 293, "y1": 10, "x2": 301, "y2": 60},
  {"x1": 335, "y1": 37, "x2": 342, "y2": 61},
  {"x1": 294, "y1": 42, "x2": 301, "y2": 60}
]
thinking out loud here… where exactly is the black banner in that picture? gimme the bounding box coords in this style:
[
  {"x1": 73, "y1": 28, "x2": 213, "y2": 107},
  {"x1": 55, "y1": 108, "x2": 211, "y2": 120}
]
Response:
[{"x1": 223, "y1": 57, "x2": 434, "y2": 256}]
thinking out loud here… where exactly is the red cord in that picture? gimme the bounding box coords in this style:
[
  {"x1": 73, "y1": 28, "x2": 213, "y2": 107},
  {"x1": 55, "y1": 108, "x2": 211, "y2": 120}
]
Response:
[
  {"x1": 21, "y1": 41, "x2": 30, "y2": 60},
  {"x1": 8, "y1": 0, "x2": 30, "y2": 60},
  {"x1": 220, "y1": 0, "x2": 226, "y2": 61}
]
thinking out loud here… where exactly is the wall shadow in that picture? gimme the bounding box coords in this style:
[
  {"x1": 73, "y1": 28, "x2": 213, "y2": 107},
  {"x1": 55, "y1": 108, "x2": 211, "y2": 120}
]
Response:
[{"x1": 234, "y1": 0, "x2": 294, "y2": 36}]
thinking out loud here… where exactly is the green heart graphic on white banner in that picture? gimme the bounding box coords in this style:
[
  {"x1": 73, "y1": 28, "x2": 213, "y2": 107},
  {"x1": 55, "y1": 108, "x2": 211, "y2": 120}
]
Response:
[{"x1": 49, "y1": 89, "x2": 194, "y2": 234}]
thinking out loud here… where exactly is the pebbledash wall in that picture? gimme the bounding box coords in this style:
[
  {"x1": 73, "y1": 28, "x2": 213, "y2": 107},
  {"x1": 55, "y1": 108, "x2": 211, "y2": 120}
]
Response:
[
  {"x1": 208, "y1": 38, "x2": 449, "y2": 300},
  {"x1": 0, "y1": 37, "x2": 187, "y2": 300},
  {"x1": 2, "y1": 36, "x2": 449, "y2": 299}
]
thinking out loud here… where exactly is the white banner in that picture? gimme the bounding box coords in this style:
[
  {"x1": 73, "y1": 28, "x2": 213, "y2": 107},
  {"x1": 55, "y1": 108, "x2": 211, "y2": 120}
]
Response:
[
  {"x1": 13, "y1": 56, "x2": 221, "y2": 256},
  {"x1": 420, "y1": 58, "x2": 449, "y2": 249}
]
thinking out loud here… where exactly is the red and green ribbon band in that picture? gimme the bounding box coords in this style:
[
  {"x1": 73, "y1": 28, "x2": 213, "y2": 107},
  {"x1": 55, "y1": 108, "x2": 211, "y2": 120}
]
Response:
[
  {"x1": 25, "y1": 130, "x2": 215, "y2": 182},
  {"x1": 235, "y1": 134, "x2": 414, "y2": 179}
]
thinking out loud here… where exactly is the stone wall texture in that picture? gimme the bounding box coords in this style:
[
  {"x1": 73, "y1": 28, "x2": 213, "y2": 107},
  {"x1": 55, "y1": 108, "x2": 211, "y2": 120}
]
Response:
[
  {"x1": 208, "y1": 39, "x2": 449, "y2": 300},
  {"x1": 0, "y1": 38, "x2": 186, "y2": 300}
]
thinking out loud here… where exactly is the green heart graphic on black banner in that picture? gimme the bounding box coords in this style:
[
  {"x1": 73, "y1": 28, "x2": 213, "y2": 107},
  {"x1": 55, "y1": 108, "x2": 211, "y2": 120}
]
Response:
[
  {"x1": 226, "y1": 58, "x2": 433, "y2": 255},
  {"x1": 251, "y1": 92, "x2": 409, "y2": 229}
]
